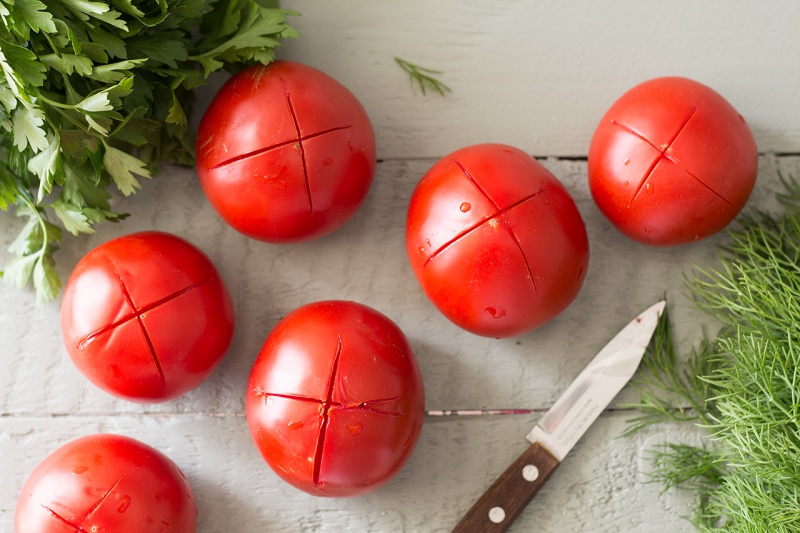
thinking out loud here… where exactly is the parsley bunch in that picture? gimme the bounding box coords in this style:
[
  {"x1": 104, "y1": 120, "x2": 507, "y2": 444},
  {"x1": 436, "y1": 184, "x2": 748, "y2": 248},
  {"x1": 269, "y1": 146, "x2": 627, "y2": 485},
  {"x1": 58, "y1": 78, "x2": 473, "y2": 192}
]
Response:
[
  {"x1": 625, "y1": 174, "x2": 800, "y2": 532},
  {"x1": 0, "y1": 0, "x2": 298, "y2": 302}
]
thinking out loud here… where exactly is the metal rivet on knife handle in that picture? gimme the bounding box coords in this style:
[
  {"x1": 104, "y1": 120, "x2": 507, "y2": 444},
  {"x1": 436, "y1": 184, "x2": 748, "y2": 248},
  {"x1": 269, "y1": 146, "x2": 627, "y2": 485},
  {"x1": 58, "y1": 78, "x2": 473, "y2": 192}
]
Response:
[
  {"x1": 488, "y1": 507, "x2": 506, "y2": 523},
  {"x1": 522, "y1": 465, "x2": 539, "y2": 482}
]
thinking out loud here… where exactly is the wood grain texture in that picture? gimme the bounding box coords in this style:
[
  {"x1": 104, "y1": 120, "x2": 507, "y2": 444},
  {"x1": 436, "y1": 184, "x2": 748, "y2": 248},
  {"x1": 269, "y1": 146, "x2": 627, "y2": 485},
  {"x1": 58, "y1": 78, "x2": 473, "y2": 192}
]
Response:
[
  {"x1": 2, "y1": 3, "x2": 800, "y2": 526},
  {"x1": 2, "y1": 413, "x2": 697, "y2": 532},
  {"x1": 274, "y1": 0, "x2": 800, "y2": 159},
  {"x1": 1, "y1": 156, "x2": 797, "y2": 531},
  {"x1": 452, "y1": 442, "x2": 560, "y2": 533},
  {"x1": 0, "y1": 157, "x2": 760, "y2": 417}
]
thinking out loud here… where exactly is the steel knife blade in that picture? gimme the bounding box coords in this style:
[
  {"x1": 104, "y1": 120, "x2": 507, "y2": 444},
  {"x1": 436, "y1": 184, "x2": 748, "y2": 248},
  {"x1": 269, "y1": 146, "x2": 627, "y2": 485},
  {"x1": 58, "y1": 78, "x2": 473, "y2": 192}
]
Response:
[{"x1": 451, "y1": 301, "x2": 665, "y2": 533}]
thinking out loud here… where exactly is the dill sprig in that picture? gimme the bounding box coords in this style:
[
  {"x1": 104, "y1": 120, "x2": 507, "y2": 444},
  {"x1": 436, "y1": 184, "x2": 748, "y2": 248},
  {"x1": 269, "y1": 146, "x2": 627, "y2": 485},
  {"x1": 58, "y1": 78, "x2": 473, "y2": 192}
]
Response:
[
  {"x1": 394, "y1": 57, "x2": 451, "y2": 96},
  {"x1": 626, "y1": 173, "x2": 800, "y2": 532},
  {"x1": 621, "y1": 304, "x2": 717, "y2": 436}
]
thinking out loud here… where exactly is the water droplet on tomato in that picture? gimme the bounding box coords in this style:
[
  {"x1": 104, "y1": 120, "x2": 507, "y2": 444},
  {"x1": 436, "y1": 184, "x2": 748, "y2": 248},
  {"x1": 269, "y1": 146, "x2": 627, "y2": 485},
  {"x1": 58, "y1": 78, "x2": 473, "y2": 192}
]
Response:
[
  {"x1": 543, "y1": 199, "x2": 550, "y2": 205},
  {"x1": 117, "y1": 495, "x2": 131, "y2": 513},
  {"x1": 623, "y1": 180, "x2": 629, "y2": 186},
  {"x1": 645, "y1": 182, "x2": 653, "y2": 193},
  {"x1": 418, "y1": 247, "x2": 425, "y2": 254},
  {"x1": 485, "y1": 307, "x2": 506, "y2": 318},
  {"x1": 322, "y1": 157, "x2": 334, "y2": 166},
  {"x1": 460, "y1": 202, "x2": 471, "y2": 212},
  {"x1": 73, "y1": 466, "x2": 89, "y2": 474},
  {"x1": 623, "y1": 158, "x2": 631, "y2": 165},
  {"x1": 693, "y1": 234, "x2": 700, "y2": 241},
  {"x1": 644, "y1": 227, "x2": 651, "y2": 233},
  {"x1": 425, "y1": 239, "x2": 431, "y2": 246},
  {"x1": 347, "y1": 423, "x2": 363, "y2": 436},
  {"x1": 288, "y1": 419, "x2": 304, "y2": 430}
]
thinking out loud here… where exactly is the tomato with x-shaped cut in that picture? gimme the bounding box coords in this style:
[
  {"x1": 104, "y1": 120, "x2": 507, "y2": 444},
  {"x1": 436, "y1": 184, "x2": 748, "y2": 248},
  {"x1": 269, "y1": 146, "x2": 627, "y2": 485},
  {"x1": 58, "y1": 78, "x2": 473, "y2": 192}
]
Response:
[
  {"x1": 196, "y1": 60, "x2": 376, "y2": 243},
  {"x1": 406, "y1": 144, "x2": 590, "y2": 338},
  {"x1": 16, "y1": 434, "x2": 197, "y2": 533},
  {"x1": 246, "y1": 300, "x2": 425, "y2": 497},
  {"x1": 60, "y1": 231, "x2": 235, "y2": 402},
  {"x1": 588, "y1": 77, "x2": 758, "y2": 246}
]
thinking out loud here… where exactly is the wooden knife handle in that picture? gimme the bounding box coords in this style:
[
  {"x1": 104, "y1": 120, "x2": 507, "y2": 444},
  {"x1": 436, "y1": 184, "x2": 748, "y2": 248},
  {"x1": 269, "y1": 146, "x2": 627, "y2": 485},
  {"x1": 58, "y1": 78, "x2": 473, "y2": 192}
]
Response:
[{"x1": 451, "y1": 442, "x2": 561, "y2": 533}]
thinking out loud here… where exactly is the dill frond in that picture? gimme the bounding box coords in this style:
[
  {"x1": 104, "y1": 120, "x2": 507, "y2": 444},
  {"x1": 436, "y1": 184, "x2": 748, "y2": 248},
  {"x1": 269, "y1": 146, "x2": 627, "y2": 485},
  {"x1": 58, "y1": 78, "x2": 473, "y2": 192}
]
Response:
[
  {"x1": 628, "y1": 173, "x2": 800, "y2": 532},
  {"x1": 621, "y1": 304, "x2": 717, "y2": 436},
  {"x1": 394, "y1": 57, "x2": 452, "y2": 96}
]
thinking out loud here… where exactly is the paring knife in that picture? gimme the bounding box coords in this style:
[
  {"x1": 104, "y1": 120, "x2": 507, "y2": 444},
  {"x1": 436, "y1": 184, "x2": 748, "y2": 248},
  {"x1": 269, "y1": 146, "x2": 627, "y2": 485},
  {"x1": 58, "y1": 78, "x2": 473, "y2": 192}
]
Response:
[{"x1": 451, "y1": 301, "x2": 665, "y2": 533}]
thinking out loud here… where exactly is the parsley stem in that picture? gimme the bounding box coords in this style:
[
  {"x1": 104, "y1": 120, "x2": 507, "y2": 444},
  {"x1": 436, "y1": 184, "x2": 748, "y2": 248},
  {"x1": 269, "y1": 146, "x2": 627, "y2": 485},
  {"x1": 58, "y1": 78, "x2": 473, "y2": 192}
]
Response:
[
  {"x1": 18, "y1": 195, "x2": 49, "y2": 259},
  {"x1": 35, "y1": 92, "x2": 74, "y2": 110},
  {"x1": 42, "y1": 33, "x2": 60, "y2": 57}
]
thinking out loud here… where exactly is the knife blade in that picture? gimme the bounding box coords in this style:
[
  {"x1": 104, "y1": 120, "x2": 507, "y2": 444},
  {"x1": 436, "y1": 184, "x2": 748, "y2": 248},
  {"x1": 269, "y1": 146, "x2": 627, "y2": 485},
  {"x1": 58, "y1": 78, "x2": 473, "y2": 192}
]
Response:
[{"x1": 451, "y1": 301, "x2": 665, "y2": 533}]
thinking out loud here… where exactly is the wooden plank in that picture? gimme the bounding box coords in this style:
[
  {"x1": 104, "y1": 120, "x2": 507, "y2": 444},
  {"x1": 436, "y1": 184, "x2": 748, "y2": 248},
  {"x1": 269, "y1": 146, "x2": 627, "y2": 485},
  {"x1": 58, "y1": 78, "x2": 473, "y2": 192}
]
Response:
[
  {"x1": 273, "y1": 0, "x2": 800, "y2": 158},
  {"x1": 1, "y1": 412, "x2": 696, "y2": 532},
  {"x1": 1, "y1": 148, "x2": 797, "y2": 529},
  {"x1": 1, "y1": 157, "x2": 795, "y2": 417}
]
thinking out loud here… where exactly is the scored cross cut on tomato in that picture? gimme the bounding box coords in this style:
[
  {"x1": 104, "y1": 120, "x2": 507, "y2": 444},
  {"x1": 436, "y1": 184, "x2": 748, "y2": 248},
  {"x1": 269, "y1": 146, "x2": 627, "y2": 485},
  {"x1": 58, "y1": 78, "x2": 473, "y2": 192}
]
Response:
[
  {"x1": 406, "y1": 144, "x2": 590, "y2": 338},
  {"x1": 588, "y1": 77, "x2": 758, "y2": 246},
  {"x1": 196, "y1": 61, "x2": 376, "y2": 243},
  {"x1": 61, "y1": 231, "x2": 235, "y2": 402},
  {"x1": 246, "y1": 301, "x2": 425, "y2": 497}
]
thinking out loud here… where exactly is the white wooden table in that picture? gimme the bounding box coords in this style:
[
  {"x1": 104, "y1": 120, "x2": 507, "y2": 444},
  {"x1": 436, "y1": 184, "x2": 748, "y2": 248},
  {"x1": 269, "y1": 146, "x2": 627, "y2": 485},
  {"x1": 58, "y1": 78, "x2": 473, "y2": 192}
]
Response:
[{"x1": 2, "y1": 2, "x2": 799, "y2": 531}]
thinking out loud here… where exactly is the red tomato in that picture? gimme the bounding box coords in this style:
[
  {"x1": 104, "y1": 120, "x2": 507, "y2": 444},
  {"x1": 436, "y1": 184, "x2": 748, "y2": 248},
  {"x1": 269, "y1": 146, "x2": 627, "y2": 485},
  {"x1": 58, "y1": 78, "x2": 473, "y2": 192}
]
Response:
[
  {"x1": 16, "y1": 434, "x2": 197, "y2": 533},
  {"x1": 246, "y1": 300, "x2": 425, "y2": 497},
  {"x1": 60, "y1": 231, "x2": 235, "y2": 402},
  {"x1": 588, "y1": 77, "x2": 758, "y2": 246},
  {"x1": 406, "y1": 144, "x2": 589, "y2": 338},
  {"x1": 195, "y1": 60, "x2": 376, "y2": 243}
]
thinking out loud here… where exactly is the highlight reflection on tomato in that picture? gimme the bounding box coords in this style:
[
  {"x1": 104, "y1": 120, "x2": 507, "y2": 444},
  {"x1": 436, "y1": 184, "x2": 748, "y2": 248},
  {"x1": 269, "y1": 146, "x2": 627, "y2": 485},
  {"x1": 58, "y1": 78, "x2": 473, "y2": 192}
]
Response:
[
  {"x1": 406, "y1": 143, "x2": 589, "y2": 338},
  {"x1": 246, "y1": 301, "x2": 425, "y2": 497},
  {"x1": 196, "y1": 60, "x2": 376, "y2": 243},
  {"x1": 588, "y1": 77, "x2": 758, "y2": 246},
  {"x1": 60, "y1": 231, "x2": 235, "y2": 402},
  {"x1": 15, "y1": 434, "x2": 197, "y2": 533}
]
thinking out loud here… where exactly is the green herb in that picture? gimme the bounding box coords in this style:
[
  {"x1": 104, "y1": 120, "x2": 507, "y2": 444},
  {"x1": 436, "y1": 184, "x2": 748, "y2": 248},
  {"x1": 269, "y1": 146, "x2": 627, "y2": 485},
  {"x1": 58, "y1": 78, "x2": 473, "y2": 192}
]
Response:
[
  {"x1": 621, "y1": 304, "x2": 717, "y2": 436},
  {"x1": 625, "y1": 174, "x2": 800, "y2": 532},
  {"x1": 0, "y1": 0, "x2": 298, "y2": 303},
  {"x1": 394, "y1": 57, "x2": 451, "y2": 96}
]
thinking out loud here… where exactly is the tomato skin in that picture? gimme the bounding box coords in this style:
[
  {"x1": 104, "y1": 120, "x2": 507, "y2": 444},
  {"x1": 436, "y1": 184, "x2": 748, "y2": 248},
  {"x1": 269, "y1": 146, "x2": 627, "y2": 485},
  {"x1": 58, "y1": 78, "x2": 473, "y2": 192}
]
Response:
[
  {"x1": 60, "y1": 231, "x2": 235, "y2": 402},
  {"x1": 15, "y1": 434, "x2": 197, "y2": 533},
  {"x1": 588, "y1": 77, "x2": 758, "y2": 246},
  {"x1": 196, "y1": 60, "x2": 376, "y2": 243},
  {"x1": 245, "y1": 301, "x2": 425, "y2": 497},
  {"x1": 406, "y1": 143, "x2": 589, "y2": 338}
]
